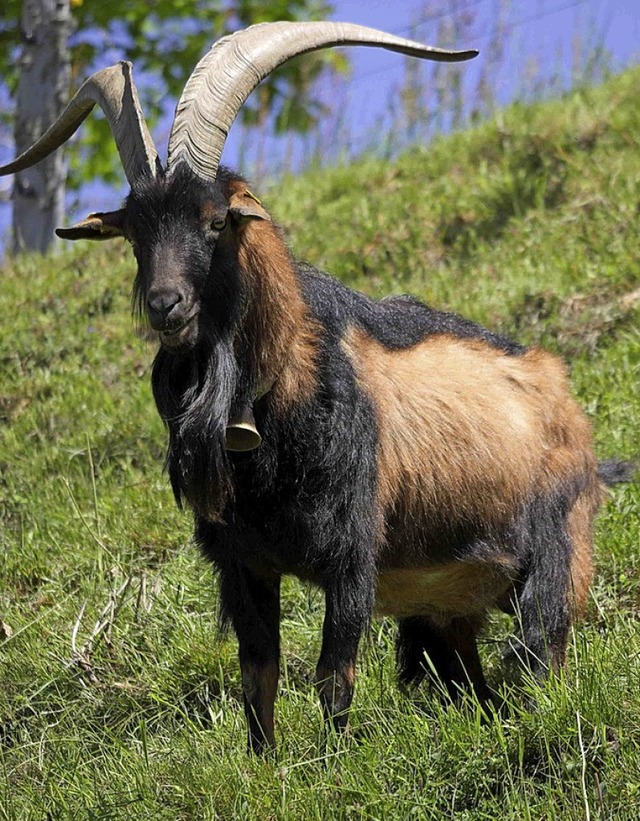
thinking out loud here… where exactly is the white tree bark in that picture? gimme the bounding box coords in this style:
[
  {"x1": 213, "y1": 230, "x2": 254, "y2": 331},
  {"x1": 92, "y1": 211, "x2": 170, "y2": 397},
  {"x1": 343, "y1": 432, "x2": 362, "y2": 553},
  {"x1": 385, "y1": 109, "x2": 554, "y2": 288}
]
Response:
[{"x1": 12, "y1": 0, "x2": 70, "y2": 254}]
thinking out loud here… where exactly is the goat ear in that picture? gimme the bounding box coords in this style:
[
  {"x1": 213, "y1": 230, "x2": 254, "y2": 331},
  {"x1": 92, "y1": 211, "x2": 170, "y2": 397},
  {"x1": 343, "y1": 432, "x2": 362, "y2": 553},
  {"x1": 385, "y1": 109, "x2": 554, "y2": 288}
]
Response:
[
  {"x1": 228, "y1": 189, "x2": 271, "y2": 223},
  {"x1": 56, "y1": 209, "x2": 127, "y2": 241}
]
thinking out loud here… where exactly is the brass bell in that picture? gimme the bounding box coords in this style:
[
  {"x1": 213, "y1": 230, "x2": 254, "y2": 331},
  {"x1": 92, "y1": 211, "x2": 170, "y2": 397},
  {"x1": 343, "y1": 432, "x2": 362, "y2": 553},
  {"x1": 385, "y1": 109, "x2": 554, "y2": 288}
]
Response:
[{"x1": 225, "y1": 403, "x2": 262, "y2": 451}]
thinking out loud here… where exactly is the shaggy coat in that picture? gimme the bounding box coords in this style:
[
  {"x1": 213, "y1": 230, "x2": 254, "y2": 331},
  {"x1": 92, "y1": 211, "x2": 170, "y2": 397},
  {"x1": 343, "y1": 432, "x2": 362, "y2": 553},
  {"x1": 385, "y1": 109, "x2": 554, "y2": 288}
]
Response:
[{"x1": 97, "y1": 165, "x2": 605, "y2": 750}]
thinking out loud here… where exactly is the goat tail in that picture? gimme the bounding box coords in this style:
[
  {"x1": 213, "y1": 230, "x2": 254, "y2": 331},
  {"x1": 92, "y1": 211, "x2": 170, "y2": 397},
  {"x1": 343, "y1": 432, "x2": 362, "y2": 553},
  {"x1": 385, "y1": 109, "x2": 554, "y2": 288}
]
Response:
[{"x1": 597, "y1": 459, "x2": 637, "y2": 487}]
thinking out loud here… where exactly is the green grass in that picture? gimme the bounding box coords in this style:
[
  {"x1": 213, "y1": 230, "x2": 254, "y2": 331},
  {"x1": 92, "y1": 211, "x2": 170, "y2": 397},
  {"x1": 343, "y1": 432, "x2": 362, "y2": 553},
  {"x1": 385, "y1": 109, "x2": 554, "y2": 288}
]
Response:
[{"x1": 1, "y1": 68, "x2": 639, "y2": 820}]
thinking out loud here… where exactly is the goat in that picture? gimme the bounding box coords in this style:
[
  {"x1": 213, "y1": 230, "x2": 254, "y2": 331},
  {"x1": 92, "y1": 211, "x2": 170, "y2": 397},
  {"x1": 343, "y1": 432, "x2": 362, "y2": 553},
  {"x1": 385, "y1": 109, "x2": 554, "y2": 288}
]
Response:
[{"x1": 1, "y1": 21, "x2": 629, "y2": 753}]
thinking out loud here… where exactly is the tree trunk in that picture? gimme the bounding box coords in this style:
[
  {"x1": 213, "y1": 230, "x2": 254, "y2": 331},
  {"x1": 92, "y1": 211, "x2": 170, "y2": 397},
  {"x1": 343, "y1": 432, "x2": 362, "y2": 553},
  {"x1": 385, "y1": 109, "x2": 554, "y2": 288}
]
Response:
[{"x1": 12, "y1": 0, "x2": 70, "y2": 254}]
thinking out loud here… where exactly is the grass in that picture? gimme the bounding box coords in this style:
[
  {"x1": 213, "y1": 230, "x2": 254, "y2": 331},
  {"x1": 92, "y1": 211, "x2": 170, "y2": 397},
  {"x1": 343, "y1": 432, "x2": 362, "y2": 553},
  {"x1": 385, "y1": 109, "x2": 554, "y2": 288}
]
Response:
[{"x1": 1, "y1": 67, "x2": 639, "y2": 820}]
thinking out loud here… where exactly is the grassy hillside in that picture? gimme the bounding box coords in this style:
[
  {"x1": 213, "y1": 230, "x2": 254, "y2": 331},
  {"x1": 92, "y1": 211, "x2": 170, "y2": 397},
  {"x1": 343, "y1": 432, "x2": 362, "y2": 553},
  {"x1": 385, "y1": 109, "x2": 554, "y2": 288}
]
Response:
[{"x1": 1, "y1": 67, "x2": 639, "y2": 820}]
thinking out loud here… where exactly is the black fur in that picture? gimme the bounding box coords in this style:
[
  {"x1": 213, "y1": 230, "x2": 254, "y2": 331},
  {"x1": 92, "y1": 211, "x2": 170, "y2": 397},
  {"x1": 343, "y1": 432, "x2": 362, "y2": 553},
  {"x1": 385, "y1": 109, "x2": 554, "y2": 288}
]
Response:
[
  {"x1": 597, "y1": 459, "x2": 637, "y2": 486},
  {"x1": 299, "y1": 264, "x2": 525, "y2": 355},
  {"x1": 502, "y1": 482, "x2": 580, "y2": 676},
  {"x1": 396, "y1": 616, "x2": 491, "y2": 703},
  {"x1": 152, "y1": 334, "x2": 238, "y2": 513}
]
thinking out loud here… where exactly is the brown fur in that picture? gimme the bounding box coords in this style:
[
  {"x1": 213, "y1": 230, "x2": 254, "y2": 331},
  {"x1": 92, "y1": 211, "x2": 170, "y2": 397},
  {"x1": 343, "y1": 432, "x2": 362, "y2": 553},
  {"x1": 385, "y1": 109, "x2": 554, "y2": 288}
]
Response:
[
  {"x1": 341, "y1": 327, "x2": 598, "y2": 567},
  {"x1": 376, "y1": 556, "x2": 519, "y2": 621},
  {"x1": 233, "y1": 212, "x2": 320, "y2": 412},
  {"x1": 316, "y1": 661, "x2": 357, "y2": 690},
  {"x1": 567, "y1": 486, "x2": 600, "y2": 615},
  {"x1": 241, "y1": 659, "x2": 279, "y2": 748},
  {"x1": 315, "y1": 660, "x2": 357, "y2": 727}
]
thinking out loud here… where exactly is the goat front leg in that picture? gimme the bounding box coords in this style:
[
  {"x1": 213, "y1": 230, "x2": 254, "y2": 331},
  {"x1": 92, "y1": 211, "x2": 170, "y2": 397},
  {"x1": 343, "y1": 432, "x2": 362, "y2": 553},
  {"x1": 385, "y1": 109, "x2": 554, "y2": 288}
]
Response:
[
  {"x1": 218, "y1": 562, "x2": 281, "y2": 753},
  {"x1": 316, "y1": 574, "x2": 374, "y2": 734}
]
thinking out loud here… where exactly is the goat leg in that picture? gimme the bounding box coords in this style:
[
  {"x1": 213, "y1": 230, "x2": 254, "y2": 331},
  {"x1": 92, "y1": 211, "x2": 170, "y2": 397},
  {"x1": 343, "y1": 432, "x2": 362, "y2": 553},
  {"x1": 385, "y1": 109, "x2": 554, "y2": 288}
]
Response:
[
  {"x1": 217, "y1": 561, "x2": 281, "y2": 753},
  {"x1": 316, "y1": 574, "x2": 374, "y2": 733},
  {"x1": 504, "y1": 482, "x2": 599, "y2": 680},
  {"x1": 397, "y1": 614, "x2": 492, "y2": 705}
]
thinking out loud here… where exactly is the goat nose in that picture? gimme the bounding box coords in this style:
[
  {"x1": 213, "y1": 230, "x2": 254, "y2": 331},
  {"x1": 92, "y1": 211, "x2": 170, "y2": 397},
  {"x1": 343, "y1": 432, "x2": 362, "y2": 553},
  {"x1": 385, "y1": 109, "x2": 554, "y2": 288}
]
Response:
[{"x1": 147, "y1": 289, "x2": 183, "y2": 323}]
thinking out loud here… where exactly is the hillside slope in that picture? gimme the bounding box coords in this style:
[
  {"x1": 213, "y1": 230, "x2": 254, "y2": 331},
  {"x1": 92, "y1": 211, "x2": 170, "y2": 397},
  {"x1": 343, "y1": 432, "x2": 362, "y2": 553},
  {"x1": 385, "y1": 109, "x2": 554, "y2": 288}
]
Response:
[{"x1": 1, "y1": 68, "x2": 638, "y2": 819}]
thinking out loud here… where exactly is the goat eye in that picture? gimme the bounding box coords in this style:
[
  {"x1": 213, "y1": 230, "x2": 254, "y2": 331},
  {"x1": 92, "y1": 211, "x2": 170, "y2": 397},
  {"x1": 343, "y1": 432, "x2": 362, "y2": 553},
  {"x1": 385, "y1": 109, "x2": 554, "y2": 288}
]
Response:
[{"x1": 212, "y1": 217, "x2": 226, "y2": 231}]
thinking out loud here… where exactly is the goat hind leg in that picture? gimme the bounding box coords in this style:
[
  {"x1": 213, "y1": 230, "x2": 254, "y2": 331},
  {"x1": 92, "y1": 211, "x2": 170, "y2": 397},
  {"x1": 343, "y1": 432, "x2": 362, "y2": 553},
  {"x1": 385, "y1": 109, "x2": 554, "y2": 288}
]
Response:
[
  {"x1": 507, "y1": 491, "x2": 588, "y2": 679},
  {"x1": 397, "y1": 615, "x2": 492, "y2": 705}
]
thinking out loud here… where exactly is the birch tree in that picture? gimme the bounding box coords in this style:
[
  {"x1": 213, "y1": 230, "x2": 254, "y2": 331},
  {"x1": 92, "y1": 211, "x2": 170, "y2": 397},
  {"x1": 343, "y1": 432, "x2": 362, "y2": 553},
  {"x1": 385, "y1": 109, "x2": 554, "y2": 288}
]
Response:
[{"x1": 12, "y1": 0, "x2": 70, "y2": 253}]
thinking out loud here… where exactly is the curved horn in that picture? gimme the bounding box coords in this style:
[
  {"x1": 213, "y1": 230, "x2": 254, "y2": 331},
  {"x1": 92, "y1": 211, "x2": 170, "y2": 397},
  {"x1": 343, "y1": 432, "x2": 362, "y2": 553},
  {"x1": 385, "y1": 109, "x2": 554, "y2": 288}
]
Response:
[
  {"x1": 0, "y1": 62, "x2": 160, "y2": 185},
  {"x1": 166, "y1": 21, "x2": 478, "y2": 182}
]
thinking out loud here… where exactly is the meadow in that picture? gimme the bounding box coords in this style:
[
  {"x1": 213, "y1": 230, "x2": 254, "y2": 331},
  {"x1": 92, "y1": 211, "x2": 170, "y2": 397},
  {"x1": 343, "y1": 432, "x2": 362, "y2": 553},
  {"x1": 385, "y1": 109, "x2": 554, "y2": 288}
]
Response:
[{"x1": 1, "y1": 67, "x2": 639, "y2": 819}]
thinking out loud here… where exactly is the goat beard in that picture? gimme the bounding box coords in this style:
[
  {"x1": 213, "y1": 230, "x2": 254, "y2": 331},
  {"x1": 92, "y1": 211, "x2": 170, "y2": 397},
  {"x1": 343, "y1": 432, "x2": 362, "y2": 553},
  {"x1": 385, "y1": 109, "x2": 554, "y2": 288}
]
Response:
[{"x1": 151, "y1": 332, "x2": 239, "y2": 520}]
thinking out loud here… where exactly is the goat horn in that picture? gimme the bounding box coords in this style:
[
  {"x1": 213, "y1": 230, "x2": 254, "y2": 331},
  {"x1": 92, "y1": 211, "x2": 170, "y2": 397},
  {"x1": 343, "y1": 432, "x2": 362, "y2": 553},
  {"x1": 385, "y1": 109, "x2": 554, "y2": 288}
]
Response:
[
  {"x1": 166, "y1": 21, "x2": 478, "y2": 182},
  {"x1": 0, "y1": 62, "x2": 160, "y2": 185}
]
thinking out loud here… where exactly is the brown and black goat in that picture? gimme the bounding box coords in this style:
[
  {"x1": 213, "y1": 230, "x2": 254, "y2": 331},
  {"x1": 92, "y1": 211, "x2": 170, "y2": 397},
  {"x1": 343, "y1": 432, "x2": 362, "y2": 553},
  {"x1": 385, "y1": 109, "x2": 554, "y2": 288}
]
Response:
[{"x1": 1, "y1": 22, "x2": 630, "y2": 753}]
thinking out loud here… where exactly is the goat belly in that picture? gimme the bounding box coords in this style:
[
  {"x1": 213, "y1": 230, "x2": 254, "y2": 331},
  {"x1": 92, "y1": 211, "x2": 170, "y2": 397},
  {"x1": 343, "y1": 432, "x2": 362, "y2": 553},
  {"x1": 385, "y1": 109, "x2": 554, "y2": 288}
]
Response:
[{"x1": 375, "y1": 558, "x2": 518, "y2": 621}]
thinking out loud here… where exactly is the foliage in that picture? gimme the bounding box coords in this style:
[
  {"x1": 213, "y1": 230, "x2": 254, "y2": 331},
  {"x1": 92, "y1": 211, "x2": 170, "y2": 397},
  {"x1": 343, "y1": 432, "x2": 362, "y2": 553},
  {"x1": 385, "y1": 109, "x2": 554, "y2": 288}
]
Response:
[
  {"x1": 0, "y1": 0, "x2": 344, "y2": 188},
  {"x1": 1, "y1": 67, "x2": 639, "y2": 818}
]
